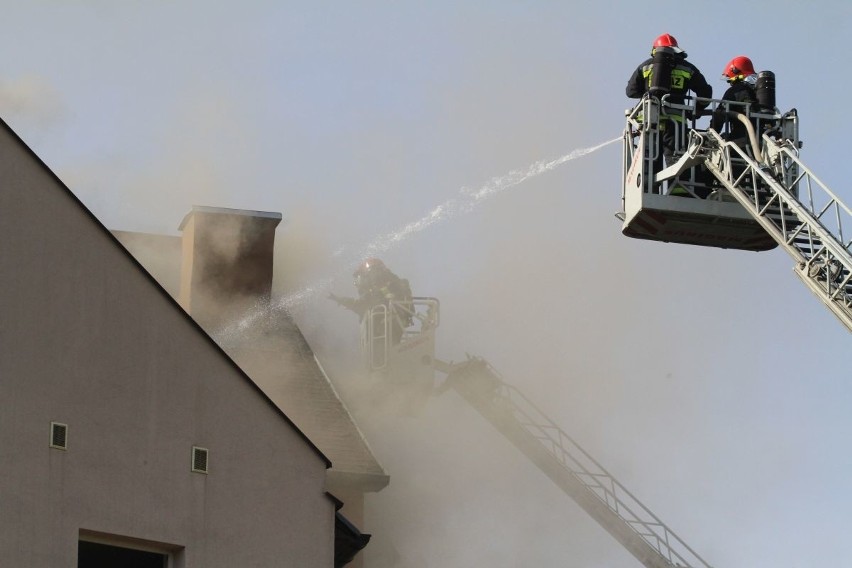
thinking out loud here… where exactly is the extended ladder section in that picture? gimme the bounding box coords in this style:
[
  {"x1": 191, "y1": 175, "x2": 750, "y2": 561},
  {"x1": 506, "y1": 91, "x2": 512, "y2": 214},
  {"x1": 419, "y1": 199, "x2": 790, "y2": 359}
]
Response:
[
  {"x1": 656, "y1": 115, "x2": 852, "y2": 332},
  {"x1": 699, "y1": 130, "x2": 852, "y2": 331},
  {"x1": 625, "y1": 93, "x2": 852, "y2": 332},
  {"x1": 434, "y1": 356, "x2": 712, "y2": 568}
]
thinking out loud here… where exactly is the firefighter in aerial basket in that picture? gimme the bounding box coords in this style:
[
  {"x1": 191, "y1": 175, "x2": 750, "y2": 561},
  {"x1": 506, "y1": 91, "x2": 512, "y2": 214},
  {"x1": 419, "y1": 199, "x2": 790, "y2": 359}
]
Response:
[
  {"x1": 329, "y1": 258, "x2": 414, "y2": 344},
  {"x1": 709, "y1": 56, "x2": 777, "y2": 186},
  {"x1": 626, "y1": 33, "x2": 713, "y2": 195},
  {"x1": 711, "y1": 55, "x2": 776, "y2": 143}
]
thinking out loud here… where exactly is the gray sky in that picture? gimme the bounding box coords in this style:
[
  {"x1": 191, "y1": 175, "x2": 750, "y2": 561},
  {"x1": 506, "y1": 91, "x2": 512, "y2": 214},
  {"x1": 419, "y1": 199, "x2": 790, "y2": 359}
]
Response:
[{"x1": 3, "y1": 2, "x2": 850, "y2": 567}]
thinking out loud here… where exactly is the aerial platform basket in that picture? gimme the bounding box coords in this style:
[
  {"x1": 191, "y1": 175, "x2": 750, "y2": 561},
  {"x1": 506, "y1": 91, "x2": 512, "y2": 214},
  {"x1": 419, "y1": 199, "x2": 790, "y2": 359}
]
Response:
[{"x1": 619, "y1": 96, "x2": 793, "y2": 252}]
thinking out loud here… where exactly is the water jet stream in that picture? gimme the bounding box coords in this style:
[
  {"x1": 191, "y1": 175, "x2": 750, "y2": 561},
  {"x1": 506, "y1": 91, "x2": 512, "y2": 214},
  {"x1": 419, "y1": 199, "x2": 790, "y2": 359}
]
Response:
[{"x1": 216, "y1": 136, "x2": 620, "y2": 340}]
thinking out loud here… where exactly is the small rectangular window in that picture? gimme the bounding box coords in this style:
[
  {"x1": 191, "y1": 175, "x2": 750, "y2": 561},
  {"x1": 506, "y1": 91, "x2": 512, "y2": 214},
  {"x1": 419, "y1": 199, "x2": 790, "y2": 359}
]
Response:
[
  {"x1": 50, "y1": 422, "x2": 68, "y2": 450},
  {"x1": 191, "y1": 446, "x2": 209, "y2": 474}
]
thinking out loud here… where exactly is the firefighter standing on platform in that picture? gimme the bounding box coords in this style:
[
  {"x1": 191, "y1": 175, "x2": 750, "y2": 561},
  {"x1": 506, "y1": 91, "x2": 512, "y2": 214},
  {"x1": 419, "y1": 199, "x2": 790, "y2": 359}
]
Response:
[
  {"x1": 626, "y1": 33, "x2": 712, "y2": 192},
  {"x1": 710, "y1": 55, "x2": 759, "y2": 142},
  {"x1": 329, "y1": 258, "x2": 413, "y2": 344}
]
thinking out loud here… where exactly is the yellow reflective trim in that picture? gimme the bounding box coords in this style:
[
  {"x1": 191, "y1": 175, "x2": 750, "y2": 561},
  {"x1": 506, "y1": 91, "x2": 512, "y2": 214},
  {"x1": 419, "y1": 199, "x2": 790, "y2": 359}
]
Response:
[
  {"x1": 671, "y1": 68, "x2": 692, "y2": 90},
  {"x1": 643, "y1": 66, "x2": 694, "y2": 90}
]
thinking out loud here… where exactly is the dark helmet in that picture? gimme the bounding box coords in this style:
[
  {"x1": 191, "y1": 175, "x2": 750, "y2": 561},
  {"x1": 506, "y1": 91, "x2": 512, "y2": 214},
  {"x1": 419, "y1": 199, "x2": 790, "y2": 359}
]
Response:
[
  {"x1": 722, "y1": 56, "x2": 756, "y2": 82},
  {"x1": 652, "y1": 33, "x2": 683, "y2": 54},
  {"x1": 353, "y1": 257, "x2": 384, "y2": 276},
  {"x1": 353, "y1": 257, "x2": 386, "y2": 288}
]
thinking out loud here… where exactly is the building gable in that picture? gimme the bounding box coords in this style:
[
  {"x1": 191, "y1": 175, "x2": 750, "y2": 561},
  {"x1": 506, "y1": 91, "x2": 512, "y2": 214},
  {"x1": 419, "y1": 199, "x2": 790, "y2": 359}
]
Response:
[{"x1": 0, "y1": 118, "x2": 334, "y2": 567}]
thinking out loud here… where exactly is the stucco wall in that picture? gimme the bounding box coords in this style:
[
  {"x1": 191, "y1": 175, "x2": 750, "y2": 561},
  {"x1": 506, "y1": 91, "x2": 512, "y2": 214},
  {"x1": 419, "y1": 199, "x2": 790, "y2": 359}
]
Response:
[{"x1": 0, "y1": 121, "x2": 335, "y2": 567}]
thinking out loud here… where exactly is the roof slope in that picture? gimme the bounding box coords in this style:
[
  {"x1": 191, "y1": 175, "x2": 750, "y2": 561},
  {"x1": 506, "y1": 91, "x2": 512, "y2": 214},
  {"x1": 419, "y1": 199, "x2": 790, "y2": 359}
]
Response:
[
  {"x1": 113, "y1": 213, "x2": 388, "y2": 492},
  {"x1": 225, "y1": 317, "x2": 389, "y2": 492}
]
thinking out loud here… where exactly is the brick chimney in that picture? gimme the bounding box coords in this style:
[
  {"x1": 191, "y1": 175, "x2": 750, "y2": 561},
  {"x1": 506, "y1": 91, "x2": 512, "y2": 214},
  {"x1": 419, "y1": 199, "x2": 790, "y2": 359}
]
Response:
[{"x1": 178, "y1": 206, "x2": 282, "y2": 330}]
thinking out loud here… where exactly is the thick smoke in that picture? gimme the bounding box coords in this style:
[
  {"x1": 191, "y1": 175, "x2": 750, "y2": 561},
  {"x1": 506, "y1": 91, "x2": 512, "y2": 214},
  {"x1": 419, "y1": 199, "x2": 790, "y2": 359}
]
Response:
[
  {"x1": 216, "y1": 137, "x2": 619, "y2": 342},
  {"x1": 16, "y1": 4, "x2": 849, "y2": 567}
]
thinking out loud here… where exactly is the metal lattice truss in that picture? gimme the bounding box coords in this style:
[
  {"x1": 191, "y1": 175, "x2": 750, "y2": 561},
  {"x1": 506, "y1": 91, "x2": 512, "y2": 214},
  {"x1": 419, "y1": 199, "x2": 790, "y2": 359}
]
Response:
[
  {"x1": 699, "y1": 130, "x2": 852, "y2": 331},
  {"x1": 448, "y1": 358, "x2": 712, "y2": 568}
]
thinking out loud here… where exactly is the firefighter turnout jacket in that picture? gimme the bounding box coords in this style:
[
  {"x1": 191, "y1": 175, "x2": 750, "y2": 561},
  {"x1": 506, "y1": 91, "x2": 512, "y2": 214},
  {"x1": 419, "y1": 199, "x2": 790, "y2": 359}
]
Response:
[{"x1": 626, "y1": 52, "x2": 712, "y2": 108}]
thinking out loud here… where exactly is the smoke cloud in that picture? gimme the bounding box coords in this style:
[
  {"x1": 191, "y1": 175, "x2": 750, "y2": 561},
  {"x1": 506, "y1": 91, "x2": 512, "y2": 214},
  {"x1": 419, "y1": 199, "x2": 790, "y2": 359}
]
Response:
[{"x1": 0, "y1": 76, "x2": 66, "y2": 140}]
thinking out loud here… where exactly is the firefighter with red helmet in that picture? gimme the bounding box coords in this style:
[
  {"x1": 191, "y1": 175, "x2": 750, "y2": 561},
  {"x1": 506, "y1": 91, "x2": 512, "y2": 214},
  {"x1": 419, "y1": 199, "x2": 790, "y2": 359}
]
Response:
[
  {"x1": 710, "y1": 55, "x2": 760, "y2": 142},
  {"x1": 329, "y1": 258, "x2": 413, "y2": 343},
  {"x1": 626, "y1": 34, "x2": 712, "y2": 106},
  {"x1": 626, "y1": 34, "x2": 712, "y2": 193}
]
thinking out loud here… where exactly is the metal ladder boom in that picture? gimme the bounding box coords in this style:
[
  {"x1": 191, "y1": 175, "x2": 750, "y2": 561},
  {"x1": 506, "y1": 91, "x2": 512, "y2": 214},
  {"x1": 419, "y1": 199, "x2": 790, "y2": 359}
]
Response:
[
  {"x1": 698, "y1": 128, "x2": 852, "y2": 332},
  {"x1": 436, "y1": 356, "x2": 713, "y2": 568}
]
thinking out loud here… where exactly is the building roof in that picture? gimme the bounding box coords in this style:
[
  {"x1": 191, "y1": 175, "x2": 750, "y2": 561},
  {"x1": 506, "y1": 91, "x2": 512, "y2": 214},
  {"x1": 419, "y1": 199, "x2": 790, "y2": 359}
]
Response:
[
  {"x1": 113, "y1": 213, "x2": 388, "y2": 493},
  {"x1": 224, "y1": 316, "x2": 389, "y2": 492}
]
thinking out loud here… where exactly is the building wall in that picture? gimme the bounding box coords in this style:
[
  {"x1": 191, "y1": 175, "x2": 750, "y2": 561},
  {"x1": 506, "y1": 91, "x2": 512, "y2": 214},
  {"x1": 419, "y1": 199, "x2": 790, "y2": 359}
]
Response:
[
  {"x1": 111, "y1": 230, "x2": 182, "y2": 298},
  {"x1": 0, "y1": 120, "x2": 335, "y2": 567},
  {"x1": 115, "y1": 214, "x2": 387, "y2": 568}
]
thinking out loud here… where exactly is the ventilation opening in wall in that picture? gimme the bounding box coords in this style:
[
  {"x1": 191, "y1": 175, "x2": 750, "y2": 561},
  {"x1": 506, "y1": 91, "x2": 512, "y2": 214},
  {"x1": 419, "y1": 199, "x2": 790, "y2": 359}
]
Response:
[
  {"x1": 50, "y1": 422, "x2": 68, "y2": 450},
  {"x1": 191, "y1": 446, "x2": 209, "y2": 474}
]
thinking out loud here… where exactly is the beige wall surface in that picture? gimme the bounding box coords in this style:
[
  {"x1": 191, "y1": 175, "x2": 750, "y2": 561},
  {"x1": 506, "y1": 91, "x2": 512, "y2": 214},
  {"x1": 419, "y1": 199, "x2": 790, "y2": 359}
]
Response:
[{"x1": 0, "y1": 121, "x2": 335, "y2": 567}]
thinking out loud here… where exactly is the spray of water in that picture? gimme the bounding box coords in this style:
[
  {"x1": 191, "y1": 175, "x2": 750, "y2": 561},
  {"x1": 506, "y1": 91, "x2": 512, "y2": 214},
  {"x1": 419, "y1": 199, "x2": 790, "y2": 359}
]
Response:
[
  {"x1": 355, "y1": 135, "x2": 620, "y2": 261},
  {"x1": 215, "y1": 136, "x2": 620, "y2": 340}
]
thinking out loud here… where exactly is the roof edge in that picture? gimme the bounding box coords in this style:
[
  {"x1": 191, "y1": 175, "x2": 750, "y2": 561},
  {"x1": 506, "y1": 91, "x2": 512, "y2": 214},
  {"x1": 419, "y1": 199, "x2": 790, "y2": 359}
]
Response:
[
  {"x1": 0, "y1": 117, "x2": 331, "y2": 469},
  {"x1": 327, "y1": 470, "x2": 391, "y2": 494},
  {"x1": 178, "y1": 205, "x2": 283, "y2": 231}
]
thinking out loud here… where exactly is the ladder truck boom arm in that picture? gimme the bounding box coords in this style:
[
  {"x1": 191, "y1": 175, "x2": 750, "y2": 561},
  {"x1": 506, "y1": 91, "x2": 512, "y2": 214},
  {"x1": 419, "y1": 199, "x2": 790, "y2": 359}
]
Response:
[
  {"x1": 622, "y1": 95, "x2": 852, "y2": 331},
  {"x1": 661, "y1": 113, "x2": 852, "y2": 331},
  {"x1": 360, "y1": 287, "x2": 712, "y2": 567},
  {"x1": 431, "y1": 355, "x2": 713, "y2": 568},
  {"x1": 701, "y1": 128, "x2": 852, "y2": 330}
]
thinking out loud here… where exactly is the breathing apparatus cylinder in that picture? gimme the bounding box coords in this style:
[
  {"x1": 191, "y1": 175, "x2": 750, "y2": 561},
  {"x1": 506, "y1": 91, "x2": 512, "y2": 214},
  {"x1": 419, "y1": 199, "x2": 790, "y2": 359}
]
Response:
[
  {"x1": 756, "y1": 70, "x2": 776, "y2": 112},
  {"x1": 648, "y1": 49, "x2": 675, "y2": 98}
]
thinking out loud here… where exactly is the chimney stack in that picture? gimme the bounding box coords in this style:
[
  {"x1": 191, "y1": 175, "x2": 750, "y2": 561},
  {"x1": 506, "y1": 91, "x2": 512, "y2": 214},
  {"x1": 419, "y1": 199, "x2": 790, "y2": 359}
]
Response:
[{"x1": 178, "y1": 206, "x2": 282, "y2": 330}]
